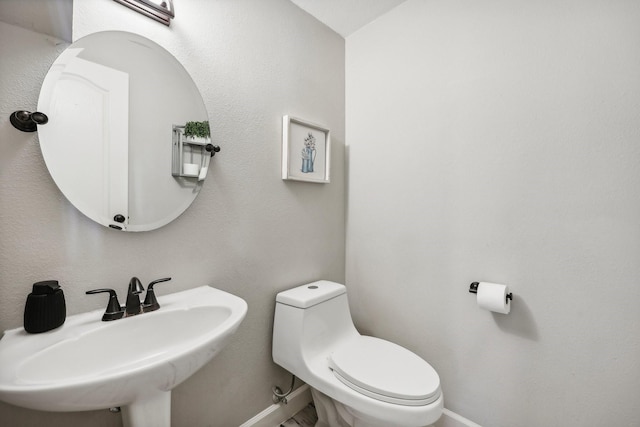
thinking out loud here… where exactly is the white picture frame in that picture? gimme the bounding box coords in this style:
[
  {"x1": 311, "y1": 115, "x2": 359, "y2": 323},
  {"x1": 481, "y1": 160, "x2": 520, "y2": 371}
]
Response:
[{"x1": 282, "y1": 115, "x2": 331, "y2": 183}]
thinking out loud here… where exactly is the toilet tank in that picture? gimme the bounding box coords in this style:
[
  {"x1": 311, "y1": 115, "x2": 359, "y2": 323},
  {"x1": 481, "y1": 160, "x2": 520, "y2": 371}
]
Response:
[{"x1": 273, "y1": 281, "x2": 359, "y2": 374}]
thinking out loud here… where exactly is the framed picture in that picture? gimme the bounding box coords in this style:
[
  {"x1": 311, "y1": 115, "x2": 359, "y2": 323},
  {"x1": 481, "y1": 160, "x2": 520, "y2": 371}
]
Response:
[{"x1": 282, "y1": 115, "x2": 331, "y2": 183}]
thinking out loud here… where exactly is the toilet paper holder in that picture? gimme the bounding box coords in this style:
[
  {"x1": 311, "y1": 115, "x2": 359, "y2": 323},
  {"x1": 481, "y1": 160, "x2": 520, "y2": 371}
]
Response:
[{"x1": 469, "y1": 282, "x2": 513, "y2": 303}]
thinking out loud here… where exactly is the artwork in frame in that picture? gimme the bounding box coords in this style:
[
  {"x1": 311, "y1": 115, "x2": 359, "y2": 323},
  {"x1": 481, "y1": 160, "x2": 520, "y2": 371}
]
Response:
[{"x1": 282, "y1": 115, "x2": 331, "y2": 183}]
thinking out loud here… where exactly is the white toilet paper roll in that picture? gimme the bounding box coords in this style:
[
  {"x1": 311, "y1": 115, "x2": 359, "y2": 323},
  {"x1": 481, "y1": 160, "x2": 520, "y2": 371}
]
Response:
[{"x1": 477, "y1": 282, "x2": 511, "y2": 314}]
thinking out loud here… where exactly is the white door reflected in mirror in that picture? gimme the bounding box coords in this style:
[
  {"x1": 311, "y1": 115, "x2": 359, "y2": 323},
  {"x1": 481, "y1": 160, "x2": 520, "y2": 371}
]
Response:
[{"x1": 38, "y1": 31, "x2": 210, "y2": 232}]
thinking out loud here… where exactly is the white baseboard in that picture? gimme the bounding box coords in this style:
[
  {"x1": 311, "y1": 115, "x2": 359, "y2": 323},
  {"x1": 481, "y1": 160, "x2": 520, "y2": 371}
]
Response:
[
  {"x1": 434, "y1": 408, "x2": 482, "y2": 427},
  {"x1": 238, "y1": 384, "x2": 312, "y2": 427},
  {"x1": 239, "y1": 386, "x2": 480, "y2": 427}
]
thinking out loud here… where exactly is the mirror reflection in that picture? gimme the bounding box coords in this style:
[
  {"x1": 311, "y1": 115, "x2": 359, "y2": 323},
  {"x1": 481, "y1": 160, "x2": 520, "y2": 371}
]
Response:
[{"x1": 37, "y1": 31, "x2": 210, "y2": 231}]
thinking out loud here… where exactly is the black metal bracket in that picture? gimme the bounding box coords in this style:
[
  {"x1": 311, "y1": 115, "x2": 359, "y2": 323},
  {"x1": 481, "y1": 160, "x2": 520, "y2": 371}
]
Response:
[
  {"x1": 469, "y1": 282, "x2": 479, "y2": 294},
  {"x1": 205, "y1": 143, "x2": 221, "y2": 157},
  {"x1": 10, "y1": 111, "x2": 49, "y2": 133}
]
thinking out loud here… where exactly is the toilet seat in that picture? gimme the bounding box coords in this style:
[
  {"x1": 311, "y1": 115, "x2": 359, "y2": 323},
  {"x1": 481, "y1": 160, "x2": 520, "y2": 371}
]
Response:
[{"x1": 328, "y1": 336, "x2": 440, "y2": 407}]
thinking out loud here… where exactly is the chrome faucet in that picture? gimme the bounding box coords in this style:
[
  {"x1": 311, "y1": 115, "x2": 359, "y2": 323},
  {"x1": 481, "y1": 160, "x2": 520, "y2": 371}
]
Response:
[{"x1": 86, "y1": 277, "x2": 172, "y2": 321}]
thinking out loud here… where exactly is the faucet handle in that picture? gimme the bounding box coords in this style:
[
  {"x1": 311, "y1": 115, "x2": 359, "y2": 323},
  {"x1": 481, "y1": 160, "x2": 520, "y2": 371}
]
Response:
[
  {"x1": 148, "y1": 277, "x2": 171, "y2": 288},
  {"x1": 86, "y1": 288, "x2": 124, "y2": 321},
  {"x1": 143, "y1": 277, "x2": 172, "y2": 313}
]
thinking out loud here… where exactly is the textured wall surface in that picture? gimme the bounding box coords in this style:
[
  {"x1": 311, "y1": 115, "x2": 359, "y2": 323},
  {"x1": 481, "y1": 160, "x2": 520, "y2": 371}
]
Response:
[
  {"x1": 0, "y1": 0, "x2": 345, "y2": 424},
  {"x1": 345, "y1": 0, "x2": 640, "y2": 426},
  {"x1": 0, "y1": 0, "x2": 72, "y2": 42}
]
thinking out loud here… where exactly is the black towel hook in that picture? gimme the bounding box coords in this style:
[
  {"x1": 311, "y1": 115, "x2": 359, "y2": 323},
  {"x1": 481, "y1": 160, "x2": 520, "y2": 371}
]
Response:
[{"x1": 10, "y1": 110, "x2": 49, "y2": 133}]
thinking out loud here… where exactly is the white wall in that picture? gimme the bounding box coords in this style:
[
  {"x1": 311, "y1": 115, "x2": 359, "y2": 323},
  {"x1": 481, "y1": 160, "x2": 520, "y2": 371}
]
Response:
[
  {"x1": 0, "y1": 0, "x2": 72, "y2": 42},
  {"x1": 0, "y1": 0, "x2": 345, "y2": 424},
  {"x1": 346, "y1": 0, "x2": 640, "y2": 426}
]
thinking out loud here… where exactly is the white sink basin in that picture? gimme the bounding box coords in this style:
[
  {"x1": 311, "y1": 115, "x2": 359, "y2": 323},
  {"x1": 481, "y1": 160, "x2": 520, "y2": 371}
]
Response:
[{"x1": 0, "y1": 286, "x2": 247, "y2": 426}]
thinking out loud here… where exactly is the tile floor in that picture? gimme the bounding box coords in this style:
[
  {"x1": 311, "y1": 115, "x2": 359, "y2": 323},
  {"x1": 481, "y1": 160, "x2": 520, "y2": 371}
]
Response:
[{"x1": 279, "y1": 402, "x2": 318, "y2": 427}]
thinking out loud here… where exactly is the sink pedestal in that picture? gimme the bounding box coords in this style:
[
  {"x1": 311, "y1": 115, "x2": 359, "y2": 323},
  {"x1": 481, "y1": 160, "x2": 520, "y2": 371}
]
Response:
[{"x1": 122, "y1": 390, "x2": 171, "y2": 427}]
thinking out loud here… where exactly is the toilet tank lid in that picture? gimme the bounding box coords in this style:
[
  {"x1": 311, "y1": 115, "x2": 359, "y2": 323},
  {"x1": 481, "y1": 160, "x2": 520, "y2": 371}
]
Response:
[{"x1": 276, "y1": 280, "x2": 346, "y2": 308}]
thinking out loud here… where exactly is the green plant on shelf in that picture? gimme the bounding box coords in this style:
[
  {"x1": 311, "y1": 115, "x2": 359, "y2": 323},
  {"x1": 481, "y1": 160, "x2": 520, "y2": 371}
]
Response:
[{"x1": 184, "y1": 121, "x2": 210, "y2": 138}]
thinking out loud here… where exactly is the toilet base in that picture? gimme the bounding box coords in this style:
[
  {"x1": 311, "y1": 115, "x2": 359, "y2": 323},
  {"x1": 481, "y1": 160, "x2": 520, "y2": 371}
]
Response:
[
  {"x1": 311, "y1": 388, "x2": 352, "y2": 427},
  {"x1": 310, "y1": 388, "x2": 432, "y2": 427}
]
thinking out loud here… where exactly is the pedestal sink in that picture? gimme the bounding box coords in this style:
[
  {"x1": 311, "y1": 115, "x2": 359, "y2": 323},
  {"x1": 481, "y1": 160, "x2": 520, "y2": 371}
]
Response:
[{"x1": 0, "y1": 286, "x2": 247, "y2": 427}]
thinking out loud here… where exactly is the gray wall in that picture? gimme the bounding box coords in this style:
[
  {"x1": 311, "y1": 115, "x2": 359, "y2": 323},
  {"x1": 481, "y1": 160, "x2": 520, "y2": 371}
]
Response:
[
  {"x1": 5, "y1": 0, "x2": 640, "y2": 426},
  {"x1": 345, "y1": 0, "x2": 640, "y2": 426},
  {"x1": 0, "y1": 0, "x2": 345, "y2": 424}
]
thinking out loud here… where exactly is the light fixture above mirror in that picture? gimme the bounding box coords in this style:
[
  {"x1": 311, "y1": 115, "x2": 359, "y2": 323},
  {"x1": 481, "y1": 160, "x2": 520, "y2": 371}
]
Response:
[{"x1": 113, "y1": 0, "x2": 175, "y2": 26}]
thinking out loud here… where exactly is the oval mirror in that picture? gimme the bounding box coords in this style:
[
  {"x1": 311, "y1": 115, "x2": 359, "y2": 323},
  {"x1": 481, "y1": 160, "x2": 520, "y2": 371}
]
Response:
[{"x1": 37, "y1": 31, "x2": 211, "y2": 232}]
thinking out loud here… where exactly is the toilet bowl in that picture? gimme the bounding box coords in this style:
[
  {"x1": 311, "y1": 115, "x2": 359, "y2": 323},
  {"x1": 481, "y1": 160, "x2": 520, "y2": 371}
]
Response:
[{"x1": 272, "y1": 281, "x2": 443, "y2": 427}]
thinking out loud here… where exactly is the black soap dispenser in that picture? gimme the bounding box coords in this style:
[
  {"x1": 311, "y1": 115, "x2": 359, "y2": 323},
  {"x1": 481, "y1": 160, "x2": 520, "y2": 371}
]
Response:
[{"x1": 24, "y1": 280, "x2": 66, "y2": 333}]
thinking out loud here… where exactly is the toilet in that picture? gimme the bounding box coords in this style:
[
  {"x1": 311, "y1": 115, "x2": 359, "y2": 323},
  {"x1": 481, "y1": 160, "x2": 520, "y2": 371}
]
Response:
[{"x1": 272, "y1": 280, "x2": 443, "y2": 427}]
